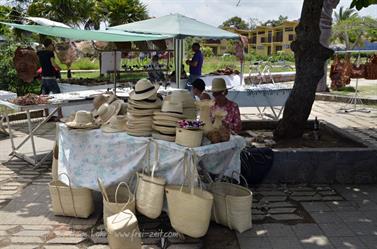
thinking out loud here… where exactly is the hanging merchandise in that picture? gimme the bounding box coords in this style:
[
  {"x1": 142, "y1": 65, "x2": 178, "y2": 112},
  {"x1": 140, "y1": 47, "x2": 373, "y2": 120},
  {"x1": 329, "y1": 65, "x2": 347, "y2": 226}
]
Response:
[
  {"x1": 165, "y1": 151, "x2": 213, "y2": 238},
  {"x1": 330, "y1": 56, "x2": 352, "y2": 90},
  {"x1": 209, "y1": 172, "x2": 253, "y2": 233},
  {"x1": 49, "y1": 173, "x2": 94, "y2": 218},
  {"x1": 365, "y1": 54, "x2": 377, "y2": 80},
  {"x1": 97, "y1": 179, "x2": 136, "y2": 231},
  {"x1": 106, "y1": 210, "x2": 142, "y2": 249},
  {"x1": 135, "y1": 141, "x2": 166, "y2": 219},
  {"x1": 13, "y1": 47, "x2": 39, "y2": 83}
]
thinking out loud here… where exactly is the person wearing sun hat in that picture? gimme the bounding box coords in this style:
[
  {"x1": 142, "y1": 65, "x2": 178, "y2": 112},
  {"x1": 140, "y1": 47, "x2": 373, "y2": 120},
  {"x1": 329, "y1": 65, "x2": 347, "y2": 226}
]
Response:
[{"x1": 210, "y1": 78, "x2": 241, "y2": 133}]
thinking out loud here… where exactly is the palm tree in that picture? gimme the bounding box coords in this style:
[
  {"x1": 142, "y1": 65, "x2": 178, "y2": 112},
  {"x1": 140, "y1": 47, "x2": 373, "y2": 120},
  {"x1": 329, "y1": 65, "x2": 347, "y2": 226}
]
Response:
[{"x1": 334, "y1": 6, "x2": 358, "y2": 24}]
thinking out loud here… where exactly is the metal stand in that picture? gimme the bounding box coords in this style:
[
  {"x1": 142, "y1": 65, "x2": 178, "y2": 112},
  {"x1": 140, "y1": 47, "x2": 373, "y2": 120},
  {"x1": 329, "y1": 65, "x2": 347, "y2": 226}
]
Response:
[
  {"x1": 337, "y1": 52, "x2": 370, "y2": 113},
  {"x1": 6, "y1": 107, "x2": 58, "y2": 168}
]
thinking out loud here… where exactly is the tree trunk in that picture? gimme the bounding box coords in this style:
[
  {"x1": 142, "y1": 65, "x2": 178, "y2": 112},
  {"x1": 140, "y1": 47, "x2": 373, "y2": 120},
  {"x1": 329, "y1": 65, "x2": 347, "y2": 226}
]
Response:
[{"x1": 274, "y1": 0, "x2": 334, "y2": 140}]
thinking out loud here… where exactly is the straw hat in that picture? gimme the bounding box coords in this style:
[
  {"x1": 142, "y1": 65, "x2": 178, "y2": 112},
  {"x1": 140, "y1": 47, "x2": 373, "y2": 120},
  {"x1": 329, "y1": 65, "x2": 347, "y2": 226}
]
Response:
[
  {"x1": 66, "y1": 111, "x2": 99, "y2": 129},
  {"x1": 152, "y1": 132, "x2": 176, "y2": 142},
  {"x1": 128, "y1": 106, "x2": 160, "y2": 116},
  {"x1": 211, "y1": 78, "x2": 231, "y2": 92},
  {"x1": 128, "y1": 98, "x2": 162, "y2": 109},
  {"x1": 167, "y1": 90, "x2": 195, "y2": 108},
  {"x1": 153, "y1": 101, "x2": 186, "y2": 119},
  {"x1": 129, "y1": 79, "x2": 158, "y2": 100},
  {"x1": 93, "y1": 94, "x2": 108, "y2": 110},
  {"x1": 153, "y1": 119, "x2": 177, "y2": 127},
  {"x1": 96, "y1": 100, "x2": 123, "y2": 123},
  {"x1": 152, "y1": 124, "x2": 176, "y2": 135},
  {"x1": 118, "y1": 103, "x2": 128, "y2": 115},
  {"x1": 125, "y1": 128, "x2": 152, "y2": 137},
  {"x1": 101, "y1": 115, "x2": 128, "y2": 133},
  {"x1": 153, "y1": 115, "x2": 181, "y2": 122},
  {"x1": 127, "y1": 113, "x2": 153, "y2": 121}
]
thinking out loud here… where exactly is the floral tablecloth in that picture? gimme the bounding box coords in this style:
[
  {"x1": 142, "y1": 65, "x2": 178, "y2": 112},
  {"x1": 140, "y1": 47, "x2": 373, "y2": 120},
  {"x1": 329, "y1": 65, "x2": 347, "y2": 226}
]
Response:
[{"x1": 57, "y1": 123, "x2": 246, "y2": 190}]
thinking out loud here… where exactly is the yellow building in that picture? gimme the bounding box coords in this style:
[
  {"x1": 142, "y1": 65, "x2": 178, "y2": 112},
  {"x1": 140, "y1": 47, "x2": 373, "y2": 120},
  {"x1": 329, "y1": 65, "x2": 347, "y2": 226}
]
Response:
[
  {"x1": 204, "y1": 21, "x2": 298, "y2": 56},
  {"x1": 249, "y1": 21, "x2": 298, "y2": 56}
]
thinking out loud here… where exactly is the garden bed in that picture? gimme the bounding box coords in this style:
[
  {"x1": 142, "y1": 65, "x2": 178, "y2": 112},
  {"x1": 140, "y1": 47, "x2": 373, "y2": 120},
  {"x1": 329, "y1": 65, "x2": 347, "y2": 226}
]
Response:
[{"x1": 241, "y1": 120, "x2": 377, "y2": 184}]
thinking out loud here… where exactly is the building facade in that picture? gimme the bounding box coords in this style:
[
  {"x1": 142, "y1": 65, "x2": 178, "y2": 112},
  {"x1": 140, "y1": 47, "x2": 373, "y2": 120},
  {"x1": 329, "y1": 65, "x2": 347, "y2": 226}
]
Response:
[{"x1": 204, "y1": 21, "x2": 298, "y2": 56}]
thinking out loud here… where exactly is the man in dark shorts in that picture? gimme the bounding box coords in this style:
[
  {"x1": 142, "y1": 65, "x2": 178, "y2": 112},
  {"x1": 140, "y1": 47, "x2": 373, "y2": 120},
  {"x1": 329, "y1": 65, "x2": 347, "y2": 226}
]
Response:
[
  {"x1": 185, "y1": 43, "x2": 203, "y2": 90},
  {"x1": 37, "y1": 38, "x2": 63, "y2": 119}
]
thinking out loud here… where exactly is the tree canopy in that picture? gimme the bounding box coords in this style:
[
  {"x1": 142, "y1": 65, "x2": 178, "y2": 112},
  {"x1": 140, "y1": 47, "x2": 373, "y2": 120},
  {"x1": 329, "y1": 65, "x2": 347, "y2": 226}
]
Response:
[
  {"x1": 350, "y1": 0, "x2": 377, "y2": 10},
  {"x1": 220, "y1": 16, "x2": 249, "y2": 30},
  {"x1": 262, "y1": 15, "x2": 288, "y2": 27}
]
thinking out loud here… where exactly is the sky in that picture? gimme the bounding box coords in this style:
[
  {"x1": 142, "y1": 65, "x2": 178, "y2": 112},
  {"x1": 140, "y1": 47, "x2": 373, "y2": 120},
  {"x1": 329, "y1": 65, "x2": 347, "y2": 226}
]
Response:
[{"x1": 140, "y1": 0, "x2": 377, "y2": 27}]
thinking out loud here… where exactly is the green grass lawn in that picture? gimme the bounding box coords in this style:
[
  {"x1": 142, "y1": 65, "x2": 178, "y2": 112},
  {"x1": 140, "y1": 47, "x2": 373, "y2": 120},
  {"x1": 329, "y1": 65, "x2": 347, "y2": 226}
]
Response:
[{"x1": 331, "y1": 85, "x2": 377, "y2": 97}]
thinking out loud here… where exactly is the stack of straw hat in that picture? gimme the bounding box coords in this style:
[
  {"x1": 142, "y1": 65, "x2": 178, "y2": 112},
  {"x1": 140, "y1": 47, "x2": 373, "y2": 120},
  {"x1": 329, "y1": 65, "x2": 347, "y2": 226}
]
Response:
[
  {"x1": 165, "y1": 90, "x2": 197, "y2": 119},
  {"x1": 152, "y1": 100, "x2": 186, "y2": 142},
  {"x1": 126, "y1": 79, "x2": 161, "y2": 137},
  {"x1": 92, "y1": 94, "x2": 125, "y2": 124}
]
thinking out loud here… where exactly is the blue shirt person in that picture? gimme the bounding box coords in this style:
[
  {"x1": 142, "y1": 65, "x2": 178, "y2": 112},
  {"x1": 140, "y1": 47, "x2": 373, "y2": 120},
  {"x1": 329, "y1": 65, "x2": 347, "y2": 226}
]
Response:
[{"x1": 185, "y1": 43, "x2": 203, "y2": 90}]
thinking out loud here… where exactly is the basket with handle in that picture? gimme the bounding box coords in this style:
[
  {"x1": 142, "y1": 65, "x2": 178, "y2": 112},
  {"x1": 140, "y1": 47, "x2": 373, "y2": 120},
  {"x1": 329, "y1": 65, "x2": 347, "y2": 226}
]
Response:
[
  {"x1": 97, "y1": 178, "x2": 135, "y2": 231},
  {"x1": 49, "y1": 173, "x2": 94, "y2": 218},
  {"x1": 136, "y1": 140, "x2": 166, "y2": 219},
  {"x1": 209, "y1": 171, "x2": 253, "y2": 233},
  {"x1": 106, "y1": 209, "x2": 142, "y2": 249},
  {"x1": 165, "y1": 150, "x2": 213, "y2": 238}
]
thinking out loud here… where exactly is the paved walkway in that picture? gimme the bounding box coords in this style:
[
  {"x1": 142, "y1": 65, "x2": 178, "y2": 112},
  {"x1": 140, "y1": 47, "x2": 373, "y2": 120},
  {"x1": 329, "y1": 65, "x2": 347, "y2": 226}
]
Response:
[{"x1": 0, "y1": 100, "x2": 376, "y2": 248}]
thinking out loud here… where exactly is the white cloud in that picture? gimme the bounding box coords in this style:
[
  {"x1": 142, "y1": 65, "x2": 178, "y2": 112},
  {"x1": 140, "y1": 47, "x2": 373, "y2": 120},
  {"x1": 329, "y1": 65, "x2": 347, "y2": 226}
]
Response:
[{"x1": 141, "y1": 0, "x2": 377, "y2": 27}]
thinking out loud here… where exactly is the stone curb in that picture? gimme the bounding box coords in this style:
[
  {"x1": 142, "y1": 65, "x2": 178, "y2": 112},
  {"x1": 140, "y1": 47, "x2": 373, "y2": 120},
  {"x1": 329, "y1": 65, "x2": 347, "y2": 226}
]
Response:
[{"x1": 315, "y1": 93, "x2": 377, "y2": 105}]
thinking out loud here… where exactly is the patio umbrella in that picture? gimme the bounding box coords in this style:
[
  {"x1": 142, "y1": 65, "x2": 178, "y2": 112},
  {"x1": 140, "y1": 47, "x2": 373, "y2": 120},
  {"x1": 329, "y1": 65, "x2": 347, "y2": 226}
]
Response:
[{"x1": 109, "y1": 14, "x2": 240, "y2": 87}]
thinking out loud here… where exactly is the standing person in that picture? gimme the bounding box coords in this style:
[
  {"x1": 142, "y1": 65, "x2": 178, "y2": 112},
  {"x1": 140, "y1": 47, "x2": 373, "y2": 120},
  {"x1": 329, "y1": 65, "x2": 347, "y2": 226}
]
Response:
[
  {"x1": 210, "y1": 78, "x2": 241, "y2": 133},
  {"x1": 37, "y1": 38, "x2": 63, "y2": 119},
  {"x1": 185, "y1": 43, "x2": 203, "y2": 90}
]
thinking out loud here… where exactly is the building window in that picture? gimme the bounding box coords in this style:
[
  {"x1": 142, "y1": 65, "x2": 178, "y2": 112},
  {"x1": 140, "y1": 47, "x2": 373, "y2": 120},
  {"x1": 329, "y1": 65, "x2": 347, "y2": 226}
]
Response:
[
  {"x1": 283, "y1": 44, "x2": 290, "y2": 49},
  {"x1": 285, "y1": 27, "x2": 294, "y2": 32},
  {"x1": 257, "y1": 46, "x2": 264, "y2": 50},
  {"x1": 261, "y1": 37, "x2": 266, "y2": 43},
  {"x1": 258, "y1": 31, "x2": 265, "y2": 35},
  {"x1": 276, "y1": 46, "x2": 282, "y2": 52}
]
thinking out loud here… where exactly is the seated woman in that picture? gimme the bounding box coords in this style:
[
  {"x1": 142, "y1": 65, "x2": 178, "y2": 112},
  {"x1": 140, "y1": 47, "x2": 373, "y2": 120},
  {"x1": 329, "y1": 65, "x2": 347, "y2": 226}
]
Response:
[
  {"x1": 169, "y1": 64, "x2": 188, "y2": 82},
  {"x1": 191, "y1": 79, "x2": 211, "y2": 100},
  {"x1": 147, "y1": 55, "x2": 165, "y2": 82},
  {"x1": 210, "y1": 78, "x2": 241, "y2": 133}
]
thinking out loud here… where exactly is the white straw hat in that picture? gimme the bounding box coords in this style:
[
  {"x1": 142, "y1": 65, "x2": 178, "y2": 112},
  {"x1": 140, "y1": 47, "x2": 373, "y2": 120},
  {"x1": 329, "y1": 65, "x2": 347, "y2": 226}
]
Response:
[
  {"x1": 101, "y1": 115, "x2": 128, "y2": 133},
  {"x1": 153, "y1": 101, "x2": 186, "y2": 119},
  {"x1": 128, "y1": 98, "x2": 162, "y2": 109},
  {"x1": 66, "y1": 111, "x2": 99, "y2": 129},
  {"x1": 152, "y1": 124, "x2": 176, "y2": 135},
  {"x1": 129, "y1": 79, "x2": 158, "y2": 100},
  {"x1": 153, "y1": 119, "x2": 177, "y2": 127},
  {"x1": 96, "y1": 100, "x2": 123, "y2": 123},
  {"x1": 167, "y1": 90, "x2": 196, "y2": 108}
]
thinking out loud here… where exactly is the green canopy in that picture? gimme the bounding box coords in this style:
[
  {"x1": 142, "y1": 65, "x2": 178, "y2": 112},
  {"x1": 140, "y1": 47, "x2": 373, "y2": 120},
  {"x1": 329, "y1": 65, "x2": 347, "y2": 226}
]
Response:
[
  {"x1": 0, "y1": 22, "x2": 170, "y2": 42},
  {"x1": 109, "y1": 13, "x2": 239, "y2": 40}
]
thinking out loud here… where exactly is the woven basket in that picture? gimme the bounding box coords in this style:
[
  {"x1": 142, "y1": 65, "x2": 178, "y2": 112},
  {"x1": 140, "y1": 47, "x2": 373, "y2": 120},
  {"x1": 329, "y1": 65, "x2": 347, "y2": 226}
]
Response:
[
  {"x1": 175, "y1": 128, "x2": 203, "y2": 148},
  {"x1": 49, "y1": 173, "x2": 94, "y2": 218},
  {"x1": 209, "y1": 173, "x2": 252, "y2": 233},
  {"x1": 107, "y1": 210, "x2": 141, "y2": 249},
  {"x1": 98, "y1": 179, "x2": 135, "y2": 231},
  {"x1": 136, "y1": 141, "x2": 166, "y2": 219},
  {"x1": 165, "y1": 152, "x2": 213, "y2": 238}
]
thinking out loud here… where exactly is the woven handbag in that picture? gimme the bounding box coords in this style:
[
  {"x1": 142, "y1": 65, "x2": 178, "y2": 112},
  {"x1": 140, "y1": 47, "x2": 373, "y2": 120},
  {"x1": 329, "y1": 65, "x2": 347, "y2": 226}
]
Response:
[
  {"x1": 49, "y1": 173, "x2": 94, "y2": 218},
  {"x1": 98, "y1": 178, "x2": 136, "y2": 231},
  {"x1": 165, "y1": 151, "x2": 213, "y2": 238},
  {"x1": 209, "y1": 172, "x2": 253, "y2": 233},
  {"x1": 136, "y1": 141, "x2": 166, "y2": 219},
  {"x1": 107, "y1": 210, "x2": 141, "y2": 249}
]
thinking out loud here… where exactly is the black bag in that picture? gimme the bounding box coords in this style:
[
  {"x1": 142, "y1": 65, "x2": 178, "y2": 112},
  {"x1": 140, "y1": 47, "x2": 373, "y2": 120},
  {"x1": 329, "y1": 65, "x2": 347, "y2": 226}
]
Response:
[{"x1": 240, "y1": 147, "x2": 274, "y2": 185}]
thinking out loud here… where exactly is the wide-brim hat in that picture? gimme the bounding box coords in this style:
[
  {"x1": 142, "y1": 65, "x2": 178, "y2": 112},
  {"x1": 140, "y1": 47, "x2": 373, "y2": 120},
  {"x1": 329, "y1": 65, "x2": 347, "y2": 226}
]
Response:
[
  {"x1": 125, "y1": 128, "x2": 152, "y2": 137},
  {"x1": 153, "y1": 119, "x2": 177, "y2": 127},
  {"x1": 211, "y1": 77, "x2": 232, "y2": 92},
  {"x1": 96, "y1": 100, "x2": 123, "y2": 123},
  {"x1": 127, "y1": 113, "x2": 153, "y2": 121},
  {"x1": 166, "y1": 90, "x2": 196, "y2": 108},
  {"x1": 153, "y1": 111, "x2": 186, "y2": 119},
  {"x1": 152, "y1": 132, "x2": 176, "y2": 142},
  {"x1": 66, "y1": 111, "x2": 99, "y2": 129},
  {"x1": 128, "y1": 98, "x2": 162, "y2": 109},
  {"x1": 128, "y1": 106, "x2": 160, "y2": 116},
  {"x1": 101, "y1": 115, "x2": 128, "y2": 133},
  {"x1": 127, "y1": 120, "x2": 153, "y2": 128},
  {"x1": 153, "y1": 115, "x2": 182, "y2": 122},
  {"x1": 129, "y1": 79, "x2": 158, "y2": 100},
  {"x1": 152, "y1": 124, "x2": 176, "y2": 135}
]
